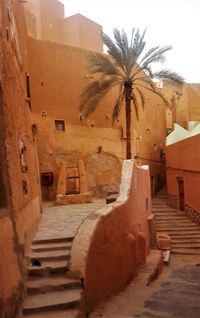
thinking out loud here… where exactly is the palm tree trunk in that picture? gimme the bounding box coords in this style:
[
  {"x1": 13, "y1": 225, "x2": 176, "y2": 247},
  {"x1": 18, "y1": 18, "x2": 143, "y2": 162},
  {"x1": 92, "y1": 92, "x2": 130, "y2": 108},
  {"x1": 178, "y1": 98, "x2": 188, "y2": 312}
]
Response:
[{"x1": 124, "y1": 81, "x2": 132, "y2": 159}]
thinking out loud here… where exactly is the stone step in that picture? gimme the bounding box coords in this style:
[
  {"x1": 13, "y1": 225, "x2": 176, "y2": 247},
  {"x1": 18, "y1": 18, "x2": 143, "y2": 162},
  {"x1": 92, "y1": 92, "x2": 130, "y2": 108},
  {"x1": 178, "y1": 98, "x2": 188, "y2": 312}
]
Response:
[
  {"x1": 157, "y1": 229, "x2": 200, "y2": 235},
  {"x1": 167, "y1": 231, "x2": 200, "y2": 239},
  {"x1": 31, "y1": 242, "x2": 72, "y2": 253},
  {"x1": 153, "y1": 213, "x2": 182, "y2": 217},
  {"x1": 155, "y1": 218, "x2": 188, "y2": 222},
  {"x1": 23, "y1": 308, "x2": 79, "y2": 318},
  {"x1": 32, "y1": 237, "x2": 74, "y2": 245},
  {"x1": 152, "y1": 201, "x2": 168, "y2": 204},
  {"x1": 27, "y1": 276, "x2": 81, "y2": 294},
  {"x1": 29, "y1": 260, "x2": 68, "y2": 277},
  {"x1": 30, "y1": 250, "x2": 70, "y2": 262},
  {"x1": 156, "y1": 220, "x2": 193, "y2": 225},
  {"x1": 153, "y1": 209, "x2": 180, "y2": 212},
  {"x1": 172, "y1": 235, "x2": 200, "y2": 244},
  {"x1": 152, "y1": 206, "x2": 175, "y2": 209},
  {"x1": 156, "y1": 225, "x2": 199, "y2": 230},
  {"x1": 171, "y1": 243, "x2": 200, "y2": 248},
  {"x1": 154, "y1": 216, "x2": 182, "y2": 220},
  {"x1": 171, "y1": 248, "x2": 200, "y2": 255},
  {"x1": 23, "y1": 289, "x2": 81, "y2": 314}
]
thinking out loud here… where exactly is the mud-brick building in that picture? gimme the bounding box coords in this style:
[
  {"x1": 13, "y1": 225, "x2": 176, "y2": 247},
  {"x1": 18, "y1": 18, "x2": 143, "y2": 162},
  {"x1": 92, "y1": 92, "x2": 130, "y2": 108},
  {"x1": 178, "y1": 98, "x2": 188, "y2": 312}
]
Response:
[
  {"x1": 163, "y1": 82, "x2": 200, "y2": 132},
  {"x1": 166, "y1": 122, "x2": 200, "y2": 224},
  {"x1": 0, "y1": 1, "x2": 41, "y2": 316},
  {"x1": 23, "y1": 0, "x2": 167, "y2": 201}
]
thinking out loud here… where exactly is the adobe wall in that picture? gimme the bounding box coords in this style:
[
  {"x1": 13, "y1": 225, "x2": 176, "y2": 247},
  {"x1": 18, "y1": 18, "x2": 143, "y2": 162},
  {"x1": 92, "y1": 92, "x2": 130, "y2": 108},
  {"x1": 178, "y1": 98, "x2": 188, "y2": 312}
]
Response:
[
  {"x1": 163, "y1": 84, "x2": 200, "y2": 129},
  {"x1": 166, "y1": 135, "x2": 200, "y2": 222},
  {"x1": 69, "y1": 161, "x2": 152, "y2": 312},
  {"x1": 0, "y1": 1, "x2": 41, "y2": 316},
  {"x1": 60, "y1": 14, "x2": 103, "y2": 52},
  {"x1": 23, "y1": 1, "x2": 103, "y2": 52},
  {"x1": 28, "y1": 37, "x2": 166, "y2": 198},
  {"x1": 33, "y1": 114, "x2": 122, "y2": 199}
]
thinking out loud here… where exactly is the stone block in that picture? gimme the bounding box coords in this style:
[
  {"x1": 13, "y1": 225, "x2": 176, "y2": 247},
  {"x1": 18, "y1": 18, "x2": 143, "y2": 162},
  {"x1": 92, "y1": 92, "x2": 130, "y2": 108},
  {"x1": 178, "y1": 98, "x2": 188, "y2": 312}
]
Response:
[
  {"x1": 156, "y1": 232, "x2": 171, "y2": 250},
  {"x1": 56, "y1": 193, "x2": 93, "y2": 205}
]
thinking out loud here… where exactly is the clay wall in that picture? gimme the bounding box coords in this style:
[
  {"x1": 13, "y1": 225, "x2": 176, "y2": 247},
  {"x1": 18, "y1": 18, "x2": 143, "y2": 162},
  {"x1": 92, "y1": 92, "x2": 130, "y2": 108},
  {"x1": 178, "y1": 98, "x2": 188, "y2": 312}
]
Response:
[
  {"x1": 40, "y1": 0, "x2": 64, "y2": 42},
  {"x1": 28, "y1": 37, "x2": 166, "y2": 198},
  {"x1": 69, "y1": 161, "x2": 152, "y2": 312},
  {"x1": 0, "y1": 1, "x2": 41, "y2": 316},
  {"x1": 23, "y1": 1, "x2": 103, "y2": 52},
  {"x1": 23, "y1": 0, "x2": 41, "y2": 38},
  {"x1": 163, "y1": 84, "x2": 200, "y2": 129},
  {"x1": 166, "y1": 135, "x2": 200, "y2": 221},
  {"x1": 60, "y1": 14, "x2": 103, "y2": 52},
  {"x1": 33, "y1": 114, "x2": 122, "y2": 199}
]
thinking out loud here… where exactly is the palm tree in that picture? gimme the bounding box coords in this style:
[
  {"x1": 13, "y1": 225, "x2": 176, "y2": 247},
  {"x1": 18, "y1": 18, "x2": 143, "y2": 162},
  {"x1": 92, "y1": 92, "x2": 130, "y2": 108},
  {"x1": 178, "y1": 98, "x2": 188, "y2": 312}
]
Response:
[{"x1": 80, "y1": 28, "x2": 184, "y2": 159}]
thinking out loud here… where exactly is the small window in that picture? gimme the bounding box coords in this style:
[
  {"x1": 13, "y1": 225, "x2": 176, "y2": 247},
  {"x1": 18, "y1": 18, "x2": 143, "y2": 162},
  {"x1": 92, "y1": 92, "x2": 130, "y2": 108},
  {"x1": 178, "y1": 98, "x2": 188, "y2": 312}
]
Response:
[
  {"x1": 41, "y1": 111, "x2": 47, "y2": 117},
  {"x1": 55, "y1": 120, "x2": 65, "y2": 131}
]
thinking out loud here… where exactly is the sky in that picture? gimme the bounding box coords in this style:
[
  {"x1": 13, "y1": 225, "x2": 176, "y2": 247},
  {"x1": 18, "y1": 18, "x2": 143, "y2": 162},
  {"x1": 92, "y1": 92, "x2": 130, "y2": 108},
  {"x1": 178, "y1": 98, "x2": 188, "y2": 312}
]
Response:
[{"x1": 60, "y1": 0, "x2": 200, "y2": 83}]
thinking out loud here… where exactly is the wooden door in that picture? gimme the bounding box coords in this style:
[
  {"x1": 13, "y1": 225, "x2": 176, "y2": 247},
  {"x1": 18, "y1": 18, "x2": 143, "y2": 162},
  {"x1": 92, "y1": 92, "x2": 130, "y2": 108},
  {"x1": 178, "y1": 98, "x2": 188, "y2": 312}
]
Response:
[{"x1": 177, "y1": 178, "x2": 184, "y2": 211}]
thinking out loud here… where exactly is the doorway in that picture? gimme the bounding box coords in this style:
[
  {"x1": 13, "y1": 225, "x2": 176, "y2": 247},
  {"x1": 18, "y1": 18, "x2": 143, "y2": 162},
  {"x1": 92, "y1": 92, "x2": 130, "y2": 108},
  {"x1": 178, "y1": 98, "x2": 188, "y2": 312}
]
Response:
[{"x1": 177, "y1": 177, "x2": 184, "y2": 211}]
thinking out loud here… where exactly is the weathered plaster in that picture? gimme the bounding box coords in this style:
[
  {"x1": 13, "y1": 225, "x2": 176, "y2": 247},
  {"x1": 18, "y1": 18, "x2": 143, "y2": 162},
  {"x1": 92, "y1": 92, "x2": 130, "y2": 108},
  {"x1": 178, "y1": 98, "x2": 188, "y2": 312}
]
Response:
[{"x1": 69, "y1": 160, "x2": 152, "y2": 312}]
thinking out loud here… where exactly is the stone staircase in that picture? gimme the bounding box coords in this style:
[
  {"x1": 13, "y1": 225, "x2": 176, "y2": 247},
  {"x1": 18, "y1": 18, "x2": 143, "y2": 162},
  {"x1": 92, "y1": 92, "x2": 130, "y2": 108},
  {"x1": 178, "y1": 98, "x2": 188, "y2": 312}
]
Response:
[
  {"x1": 22, "y1": 237, "x2": 82, "y2": 318},
  {"x1": 152, "y1": 188, "x2": 200, "y2": 255}
]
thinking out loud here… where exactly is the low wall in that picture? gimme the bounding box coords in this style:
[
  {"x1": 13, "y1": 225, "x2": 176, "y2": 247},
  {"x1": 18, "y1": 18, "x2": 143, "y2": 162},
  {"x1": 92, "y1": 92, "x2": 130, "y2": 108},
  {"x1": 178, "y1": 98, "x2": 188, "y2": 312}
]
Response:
[{"x1": 69, "y1": 160, "x2": 152, "y2": 312}]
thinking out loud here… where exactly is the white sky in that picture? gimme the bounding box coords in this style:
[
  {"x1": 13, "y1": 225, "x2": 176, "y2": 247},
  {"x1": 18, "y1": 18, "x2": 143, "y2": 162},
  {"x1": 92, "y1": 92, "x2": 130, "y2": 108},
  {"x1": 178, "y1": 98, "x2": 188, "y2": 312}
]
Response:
[{"x1": 60, "y1": 0, "x2": 200, "y2": 83}]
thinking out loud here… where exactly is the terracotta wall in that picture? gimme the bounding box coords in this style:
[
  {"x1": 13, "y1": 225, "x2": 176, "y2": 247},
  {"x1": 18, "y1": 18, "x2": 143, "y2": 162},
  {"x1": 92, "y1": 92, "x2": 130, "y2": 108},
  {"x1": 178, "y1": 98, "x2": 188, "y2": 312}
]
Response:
[
  {"x1": 28, "y1": 37, "x2": 166, "y2": 198},
  {"x1": 69, "y1": 160, "x2": 152, "y2": 312},
  {"x1": 163, "y1": 83, "x2": 200, "y2": 129},
  {"x1": 33, "y1": 114, "x2": 122, "y2": 199},
  {"x1": 60, "y1": 14, "x2": 103, "y2": 52},
  {"x1": 40, "y1": 0, "x2": 64, "y2": 42},
  {"x1": 166, "y1": 135, "x2": 200, "y2": 218},
  {"x1": 0, "y1": 1, "x2": 41, "y2": 316},
  {"x1": 23, "y1": 1, "x2": 103, "y2": 52}
]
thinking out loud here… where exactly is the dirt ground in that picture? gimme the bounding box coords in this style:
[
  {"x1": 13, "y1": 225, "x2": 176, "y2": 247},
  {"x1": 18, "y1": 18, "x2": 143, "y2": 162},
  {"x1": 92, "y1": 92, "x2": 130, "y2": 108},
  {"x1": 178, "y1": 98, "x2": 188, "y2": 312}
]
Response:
[{"x1": 90, "y1": 254, "x2": 200, "y2": 318}]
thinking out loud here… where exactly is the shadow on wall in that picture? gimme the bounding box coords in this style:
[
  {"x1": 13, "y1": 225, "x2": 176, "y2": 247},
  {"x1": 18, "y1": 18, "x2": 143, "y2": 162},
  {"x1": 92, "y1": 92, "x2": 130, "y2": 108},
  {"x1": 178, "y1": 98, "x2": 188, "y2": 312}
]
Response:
[
  {"x1": 40, "y1": 151, "x2": 122, "y2": 201},
  {"x1": 86, "y1": 152, "x2": 122, "y2": 197},
  {"x1": 69, "y1": 160, "x2": 152, "y2": 313}
]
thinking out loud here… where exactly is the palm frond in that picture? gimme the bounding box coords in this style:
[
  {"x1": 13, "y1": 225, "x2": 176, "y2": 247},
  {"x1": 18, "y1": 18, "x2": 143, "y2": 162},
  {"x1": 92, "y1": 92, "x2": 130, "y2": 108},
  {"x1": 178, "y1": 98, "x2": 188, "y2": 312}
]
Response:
[
  {"x1": 113, "y1": 29, "x2": 129, "y2": 58},
  {"x1": 80, "y1": 78, "x2": 120, "y2": 117},
  {"x1": 87, "y1": 52, "x2": 122, "y2": 77},
  {"x1": 136, "y1": 83, "x2": 170, "y2": 107},
  {"x1": 143, "y1": 65, "x2": 154, "y2": 78},
  {"x1": 140, "y1": 78, "x2": 157, "y2": 90},
  {"x1": 140, "y1": 46, "x2": 160, "y2": 64},
  {"x1": 130, "y1": 28, "x2": 136, "y2": 47},
  {"x1": 153, "y1": 69, "x2": 185, "y2": 85},
  {"x1": 141, "y1": 46, "x2": 172, "y2": 68},
  {"x1": 103, "y1": 33, "x2": 126, "y2": 72},
  {"x1": 112, "y1": 83, "x2": 124, "y2": 122},
  {"x1": 135, "y1": 87, "x2": 146, "y2": 109},
  {"x1": 133, "y1": 28, "x2": 147, "y2": 58},
  {"x1": 127, "y1": 28, "x2": 146, "y2": 76}
]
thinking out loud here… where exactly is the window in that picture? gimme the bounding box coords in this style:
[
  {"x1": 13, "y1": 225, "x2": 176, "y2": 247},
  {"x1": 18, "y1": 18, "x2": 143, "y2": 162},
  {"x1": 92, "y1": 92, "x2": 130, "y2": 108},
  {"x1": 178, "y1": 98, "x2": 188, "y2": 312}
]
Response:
[{"x1": 55, "y1": 120, "x2": 65, "y2": 131}]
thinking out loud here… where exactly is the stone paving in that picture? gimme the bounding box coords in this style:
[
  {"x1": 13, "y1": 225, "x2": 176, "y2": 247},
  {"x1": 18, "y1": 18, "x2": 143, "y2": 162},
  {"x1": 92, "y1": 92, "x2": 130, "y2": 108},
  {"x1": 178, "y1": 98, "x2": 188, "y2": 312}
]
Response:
[
  {"x1": 23, "y1": 199, "x2": 106, "y2": 317},
  {"x1": 33, "y1": 199, "x2": 106, "y2": 242},
  {"x1": 138, "y1": 264, "x2": 200, "y2": 318}
]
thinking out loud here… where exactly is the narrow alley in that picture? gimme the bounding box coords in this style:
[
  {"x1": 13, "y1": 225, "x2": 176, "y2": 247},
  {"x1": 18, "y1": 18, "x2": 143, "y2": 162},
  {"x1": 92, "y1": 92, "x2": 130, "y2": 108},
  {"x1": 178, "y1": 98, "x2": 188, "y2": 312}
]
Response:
[{"x1": 1, "y1": 1, "x2": 200, "y2": 317}]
